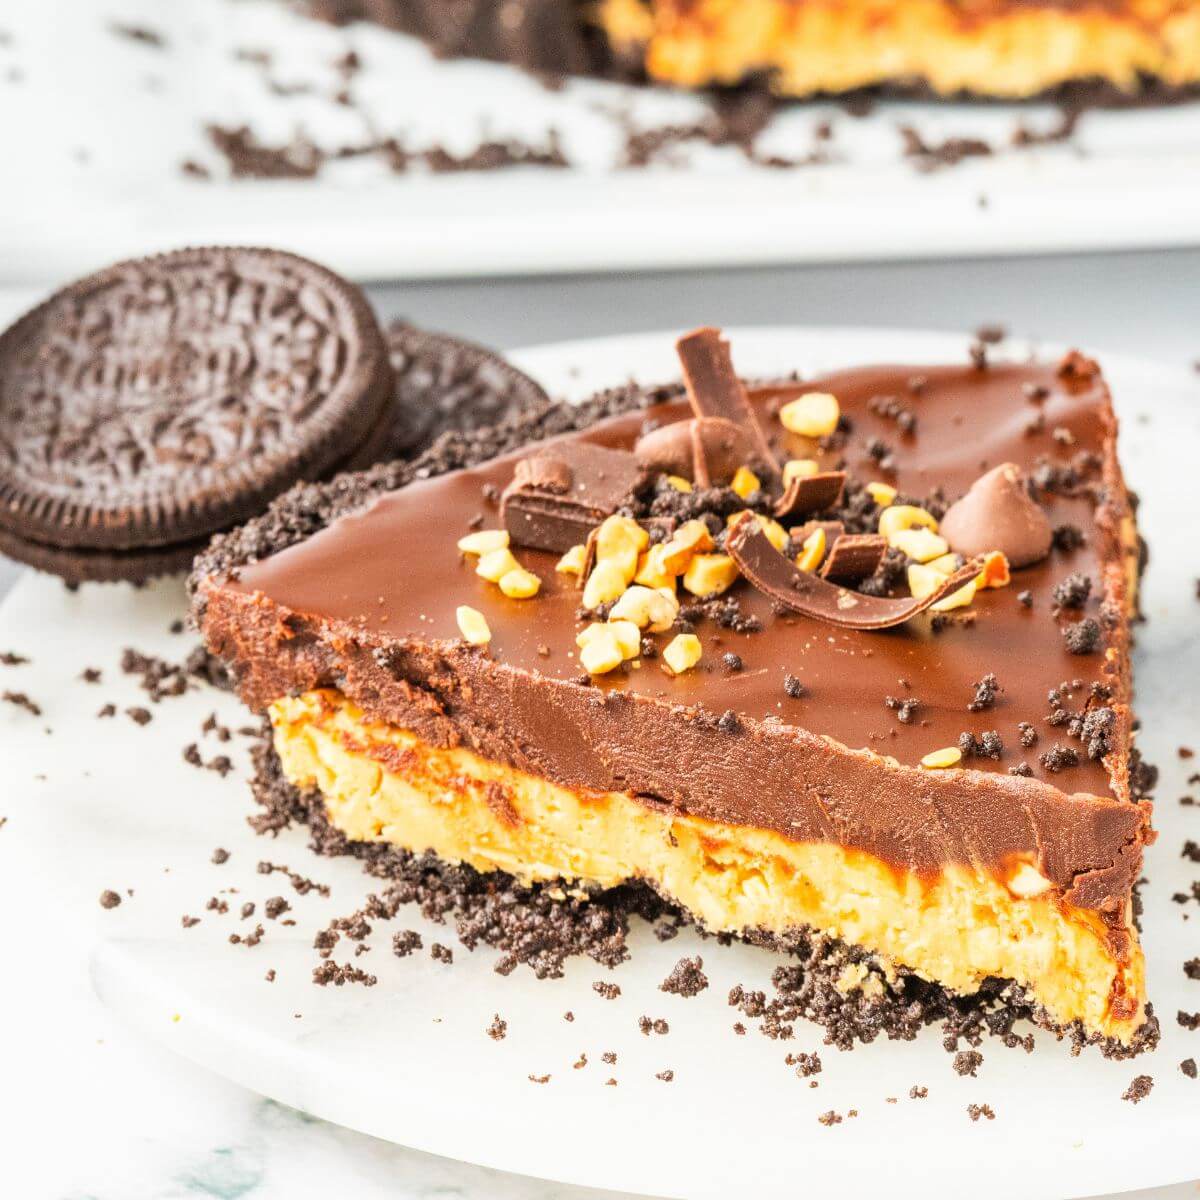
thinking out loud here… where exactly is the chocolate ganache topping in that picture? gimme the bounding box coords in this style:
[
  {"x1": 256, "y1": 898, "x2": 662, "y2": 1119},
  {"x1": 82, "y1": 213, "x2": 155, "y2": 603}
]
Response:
[{"x1": 198, "y1": 334, "x2": 1147, "y2": 912}]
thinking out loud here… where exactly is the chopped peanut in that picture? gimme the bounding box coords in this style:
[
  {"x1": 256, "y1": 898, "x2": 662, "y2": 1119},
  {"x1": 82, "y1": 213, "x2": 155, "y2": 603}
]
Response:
[
  {"x1": 931, "y1": 578, "x2": 977, "y2": 613},
  {"x1": 976, "y1": 550, "x2": 1011, "y2": 589},
  {"x1": 730, "y1": 465, "x2": 761, "y2": 499},
  {"x1": 577, "y1": 620, "x2": 640, "y2": 660},
  {"x1": 666, "y1": 475, "x2": 693, "y2": 493},
  {"x1": 476, "y1": 547, "x2": 521, "y2": 582},
  {"x1": 878, "y1": 504, "x2": 939, "y2": 539},
  {"x1": 906, "y1": 562, "x2": 944, "y2": 600},
  {"x1": 925, "y1": 552, "x2": 962, "y2": 577},
  {"x1": 659, "y1": 520, "x2": 715, "y2": 574},
  {"x1": 683, "y1": 553, "x2": 739, "y2": 598},
  {"x1": 498, "y1": 567, "x2": 541, "y2": 599},
  {"x1": 662, "y1": 633, "x2": 702, "y2": 675},
  {"x1": 611, "y1": 584, "x2": 679, "y2": 632},
  {"x1": 582, "y1": 560, "x2": 628, "y2": 609},
  {"x1": 455, "y1": 606, "x2": 492, "y2": 646},
  {"x1": 920, "y1": 746, "x2": 962, "y2": 770},
  {"x1": 579, "y1": 627, "x2": 624, "y2": 676},
  {"x1": 782, "y1": 458, "x2": 820, "y2": 485},
  {"x1": 779, "y1": 391, "x2": 840, "y2": 438},
  {"x1": 457, "y1": 529, "x2": 510, "y2": 555},
  {"x1": 889, "y1": 527, "x2": 949, "y2": 563},
  {"x1": 728, "y1": 511, "x2": 788, "y2": 553},
  {"x1": 634, "y1": 544, "x2": 675, "y2": 590},
  {"x1": 595, "y1": 515, "x2": 649, "y2": 584},
  {"x1": 556, "y1": 544, "x2": 587, "y2": 576},
  {"x1": 795, "y1": 527, "x2": 827, "y2": 573},
  {"x1": 865, "y1": 481, "x2": 897, "y2": 508}
]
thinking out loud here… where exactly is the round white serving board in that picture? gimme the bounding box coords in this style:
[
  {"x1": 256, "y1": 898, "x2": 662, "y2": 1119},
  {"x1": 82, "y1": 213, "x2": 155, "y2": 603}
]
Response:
[{"x1": 3, "y1": 328, "x2": 1198, "y2": 1198}]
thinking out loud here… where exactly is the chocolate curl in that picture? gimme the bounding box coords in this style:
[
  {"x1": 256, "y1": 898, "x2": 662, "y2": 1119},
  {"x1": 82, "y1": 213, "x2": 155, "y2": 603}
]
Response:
[
  {"x1": 676, "y1": 327, "x2": 779, "y2": 482},
  {"x1": 774, "y1": 471, "x2": 845, "y2": 520},
  {"x1": 727, "y1": 517, "x2": 982, "y2": 631}
]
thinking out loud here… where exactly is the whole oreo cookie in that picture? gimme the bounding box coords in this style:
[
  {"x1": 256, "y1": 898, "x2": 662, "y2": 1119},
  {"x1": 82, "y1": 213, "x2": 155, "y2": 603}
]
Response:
[
  {"x1": 0, "y1": 247, "x2": 393, "y2": 576},
  {"x1": 383, "y1": 322, "x2": 549, "y2": 459}
]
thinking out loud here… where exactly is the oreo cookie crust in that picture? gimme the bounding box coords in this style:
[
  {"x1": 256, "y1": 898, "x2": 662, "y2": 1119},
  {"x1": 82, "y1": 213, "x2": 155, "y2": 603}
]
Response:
[
  {"x1": 0, "y1": 247, "x2": 393, "y2": 553},
  {"x1": 382, "y1": 322, "x2": 550, "y2": 459}
]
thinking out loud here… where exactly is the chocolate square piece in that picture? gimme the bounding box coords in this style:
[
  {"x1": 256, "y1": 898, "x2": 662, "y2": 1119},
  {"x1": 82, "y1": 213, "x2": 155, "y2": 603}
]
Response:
[{"x1": 500, "y1": 441, "x2": 645, "y2": 552}]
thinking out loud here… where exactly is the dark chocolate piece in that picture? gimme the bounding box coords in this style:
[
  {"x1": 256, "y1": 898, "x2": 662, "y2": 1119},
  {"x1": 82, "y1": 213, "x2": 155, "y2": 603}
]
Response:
[
  {"x1": 774, "y1": 471, "x2": 846, "y2": 520},
  {"x1": 676, "y1": 328, "x2": 778, "y2": 480},
  {"x1": 727, "y1": 517, "x2": 981, "y2": 631},
  {"x1": 820, "y1": 534, "x2": 888, "y2": 583},
  {"x1": 501, "y1": 441, "x2": 645, "y2": 552}
]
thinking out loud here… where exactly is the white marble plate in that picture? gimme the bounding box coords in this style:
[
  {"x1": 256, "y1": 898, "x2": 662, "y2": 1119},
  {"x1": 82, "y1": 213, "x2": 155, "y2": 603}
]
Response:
[
  {"x1": 4, "y1": 1, "x2": 1200, "y2": 282},
  {"x1": 3, "y1": 328, "x2": 1199, "y2": 1198}
]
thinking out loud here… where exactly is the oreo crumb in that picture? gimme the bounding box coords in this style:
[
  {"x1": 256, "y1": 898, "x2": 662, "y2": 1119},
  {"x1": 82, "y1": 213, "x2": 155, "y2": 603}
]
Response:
[
  {"x1": 126, "y1": 706, "x2": 153, "y2": 726},
  {"x1": 1121, "y1": 1074, "x2": 1153, "y2": 1104},
  {"x1": 264, "y1": 896, "x2": 290, "y2": 919},
  {"x1": 660, "y1": 956, "x2": 708, "y2": 997},
  {"x1": 783, "y1": 674, "x2": 806, "y2": 699},
  {"x1": 312, "y1": 960, "x2": 376, "y2": 987},
  {"x1": 1018, "y1": 721, "x2": 1039, "y2": 748},
  {"x1": 99, "y1": 889, "x2": 122, "y2": 909},
  {"x1": 487, "y1": 1014, "x2": 507, "y2": 1041},
  {"x1": 655, "y1": 1069, "x2": 674, "y2": 1082},
  {"x1": 602, "y1": 1051, "x2": 617, "y2": 1065},
  {"x1": 80, "y1": 667, "x2": 101, "y2": 683},
  {"x1": 1183, "y1": 957, "x2": 1200, "y2": 979},
  {"x1": 722, "y1": 653, "x2": 743, "y2": 672},
  {"x1": 1062, "y1": 618, "x2": 1102, "y2": 655},
  {"x1": 953, "y1": 1049, "x2": 983, "y2": 1077},
  {"x1": 593, "y1": 981, "x2": 621, "y2": 1000},
  {"x1": 1178, "y1": 1011, "x2": 1200, "y2": 1031},
  {"x1": 966, "y1": 1103, "x2": 996, "y2": 1122},
  {"x1": 1052, "y1": 573, "x2": 1092, "y2": 609},
  {"x1": 265, "y1": 969, "x2": 276, "y2": 982},
  {"x1": 392, "y1": 930, "x2": 423, "y2": 957},
  {"x1": 910, "y1": 1086, "x2": 928, "y2": 1099},
  {"x1": 785, "y1": 1051, "x2": 822, "y2": 1078},
  {"x1": 968, "y1": 673, "x2": 1001, "y2": 712},
  {"x1": 817, "y1": 1110, "x2": 843, "y2": 1127},
  {"x1": 0, "y1": 651, "x2": 30, "y2": 666},
  {"x1": 430, "y1": 942, "x2": 453, "y2": 964},
  {"x1": 211, "y1": 847, "x2": 230, "y2": 864},
  {"x1": 528, "y1": 1073, "x2": 550, "y2": 1084},
  {"x1": 2, "y1": 691, "x2": 41, "y2": 716},
  {"x1": 638, "y1": 1016, "x2": 670, "y2": 1035},
  {"x1": 1017, "y1": 590, "x2": 1033, "y2": 607}
]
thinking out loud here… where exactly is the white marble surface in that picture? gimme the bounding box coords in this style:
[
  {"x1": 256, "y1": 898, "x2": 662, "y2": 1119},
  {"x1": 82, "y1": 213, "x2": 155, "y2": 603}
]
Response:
[{"x1": 2, "y1": 265, "x2": 1200, "y2": 1198}]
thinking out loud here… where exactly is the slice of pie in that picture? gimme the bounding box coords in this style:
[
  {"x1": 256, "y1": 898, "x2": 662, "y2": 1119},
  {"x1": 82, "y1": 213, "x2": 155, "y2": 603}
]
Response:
[
  {"x1": 304, "y1": 0, "x2": 1200, "y2": 102},
  {"x1": 193, "y1": 329, "x2": 1156, "y2": 1055}
]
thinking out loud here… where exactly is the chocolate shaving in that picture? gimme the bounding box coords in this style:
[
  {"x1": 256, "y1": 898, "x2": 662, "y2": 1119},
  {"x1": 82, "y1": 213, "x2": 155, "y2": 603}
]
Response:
[
  {"x1": 820, "y1": 534, "x2": 888, "y2": 583},
  {"x1": 774, "y1": 471, "x2": 846, "y2": 520},
  {"x1": 501, "y1": 441, "x2": 644, "y2": 552},
  {"x1": 727, "y1": 519, "x2": 982, "y2": 631},
  {"x1": 676, "y1": 328, "x2": 778, "y2": 480}
]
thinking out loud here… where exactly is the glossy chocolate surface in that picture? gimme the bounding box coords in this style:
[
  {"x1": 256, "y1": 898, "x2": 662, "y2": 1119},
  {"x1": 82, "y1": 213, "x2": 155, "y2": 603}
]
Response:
[{"x1": 233, "y1": 362, "x2": 1126, "y2": 798}]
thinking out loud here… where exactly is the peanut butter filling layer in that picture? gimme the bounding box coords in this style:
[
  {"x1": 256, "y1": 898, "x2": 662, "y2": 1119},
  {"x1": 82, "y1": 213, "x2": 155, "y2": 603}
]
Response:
[
  {"x1": 271, "y1": 689, "x2": 1147, "y2": 1044},
  {"x1": 597, "y1": 0, "x2": 1200, "y2": 98}
]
